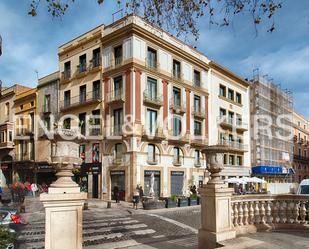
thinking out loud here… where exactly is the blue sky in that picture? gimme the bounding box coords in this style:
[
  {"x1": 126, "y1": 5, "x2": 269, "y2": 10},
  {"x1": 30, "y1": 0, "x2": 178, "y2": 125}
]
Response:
[{"x1": 0, "y1": 1, "x2": 308, "y2": 118}]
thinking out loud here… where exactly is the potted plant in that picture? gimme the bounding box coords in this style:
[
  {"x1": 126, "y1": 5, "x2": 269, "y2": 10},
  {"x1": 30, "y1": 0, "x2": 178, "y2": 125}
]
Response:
[
  {"x1": 189, "y1": 193, "x2": 198, "y2": 206},
  {"x1": 165, "y1": 195, "x2": 177, "y2": 208},
  {"x1": 88, "y1": 118, "x2": 96, "y2": 125},
  {"x1": 178, "y1": 196, "x2": 189, "y2": 207}
]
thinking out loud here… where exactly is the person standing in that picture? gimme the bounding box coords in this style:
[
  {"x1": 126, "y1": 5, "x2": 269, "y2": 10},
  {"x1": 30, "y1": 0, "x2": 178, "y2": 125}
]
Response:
[
  {"x1": 113, "y1": 186, "x2": 119, "y2": 203},
  {"x1": 133, "y1": 185, "x2": 140, "y2": 210},
  {"x1": 139, "y1": 186, "x2": 144, "y2": 201},
  {"x1": 31, "y1": 183, "x2": 38, "y2": 197}
]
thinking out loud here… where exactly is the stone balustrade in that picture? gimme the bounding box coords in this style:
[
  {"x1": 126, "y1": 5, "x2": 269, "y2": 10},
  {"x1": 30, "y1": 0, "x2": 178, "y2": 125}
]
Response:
[{"x1": 231, "y1": 194, "x2": 309, "y2": 234}]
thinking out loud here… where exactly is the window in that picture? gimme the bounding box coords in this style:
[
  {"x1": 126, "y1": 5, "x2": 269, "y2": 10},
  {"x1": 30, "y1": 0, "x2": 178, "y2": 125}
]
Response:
[
  {"x1": 30, "y1": 141, "x2": 34, "y2": 160},
  {"x1": 64, "y1": 90, "x2": 71, "y2": 108},
  {"x1": 229, "y1": 155, "x2": 235, "y2": 165},
  {"x1": 224, "y1": 154, "x2": 228, "y2": 164},
  {"x1": 93, "y1": 80, "x2": 101, "y2": 100},
  {"x1": 0, "y1": 131, "x2": 5, "y2": 143},
  {"x1": 194, "y1": 95, "x2": 201, "y2": 112},
  {"x1": 113, "y1": 108, "x2": 123, "y2": 135},
  {"x1": 195, "y1": 150, "x2": 201, "y2": 165},
  {"x1": 236, "y1": 92, "x2": 242, "y2": 104},
  {"x1": 219, "y1": 85, "x2": 226, "y2": 97},
  {"x1": 173, "y1": 147, "x2": 181, "y2": 164},
  {"x1": 228, "y1": 89, "x2": 234, "y2": 101},
  {"x1": 63, "y1": 118, "x2": 71, "y2": 129},
  {"x1": 30, "y1": 113, "x2": 34, "y2": 133},
  {"x1": 44, "y1": 95, "x2": 50, "y2": 113},
  {"x1": 219, "y1": 108, "x2": 226, "y2": 118},
  {"x1": 114, "y1": 76, "x2": 123, "y2": 97},
  {"x1": 236, "y1": 114, "x2": 242, "y2": 125},
  {"x1": 79, "y1": 144, "x2": 86, "y2": 162},
  {"x1": 115, "y1": 143, "x2": 123, "y2": 159},
  {"x1": 173, "y1": 60, "x2": 181, "y2": 79},
  {"x1": 173, "y1": 116, "x2": 182, "y2": 136},
  {"x1": 80, "y1": 85, "x2": 86, "y2": 103},
  {"x1": 5, "y1": 102, "x2": 9, "y2": 116},
  {"x1": 148, "y1": 144, "x2": 156, "y2": 162},
  {"x1": 64, "y1": 61, "x2": 71, "y2": 79},
  {"x1": 8, "y1": 131, "x2": 12, "y2": 142},
  {"x1": 20, "y1": 105, "x2": 23, "y2": 110},
  {"x1": 79, "y1": 54, "x2": 87, "y2": 73},
  {"x1": 147, "y1": 109, "x2": 157, "y2": 135},
  {"x1": 299, "y1": 148, "x2": 301, "y2": 156},
  {"x1": 173, "y1": 87, "x2": 181, "y2": 106},
  {"x1": 114, "y1": 45, "x2": 123, "y2": 65},
  {"x1": 30, "y1": 101, "x2": 34, "y2": 107},
  {"x1": 91, "y1": 109, "x2": 101, "y2": 135},
  {"x1": 92, "y1": 48, "x2": 101, "y2": 67},
  {"x1": 147, "y1": 77, "x2": 157, "y2": 99},
  {"x1": 236, "y1": 156, "x2": 242, "y2": 166},
  {"x1": 304, "y1": 150, "x2": 307, "y2": 158},
  {"x1": 92, "y1": 143, "x2": 100, "y2": 163},
  {"x1": 147, "y1": 47, "x2": 157, "y2": 68},
  {"x1": 194, "y1": 121, "x2": 202, "y2": 136},
  {"x1": 79, "y1": 113, "x2": 86, "y2": 136},
  {"x1": 194, "y1": 70, "x2": 201, "y2": 87},
  {"x1": 228, "y1": 112, "x2": 234, "y2": 124},
  {"x1": 44, "y1": 117, "x2": 50, "y2": 130}
]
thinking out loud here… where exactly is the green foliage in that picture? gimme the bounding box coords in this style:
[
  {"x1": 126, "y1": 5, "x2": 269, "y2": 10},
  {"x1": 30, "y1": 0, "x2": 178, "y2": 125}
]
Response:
[
  {"x1": 0, "y1": 226, "x2": 16, "y2": 249},
  {"x1": 28, "y1": 0, "x2": 283, "y2": 39},
  {"x1": 190, "y1": 193, "x2": 197, "y2": 199},
  {"x1": 170, "y1": 194, "x2": 177, "y2": 202}
]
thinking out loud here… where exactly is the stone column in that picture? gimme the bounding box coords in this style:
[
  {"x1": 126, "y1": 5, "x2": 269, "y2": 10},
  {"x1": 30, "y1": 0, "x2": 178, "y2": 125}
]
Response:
[
  {"x1": 198, "y1": 145, "x2": 236, "y2": 249},
  {"x1": 40, "y1": 130, "x2": 87, "y2": 249}
]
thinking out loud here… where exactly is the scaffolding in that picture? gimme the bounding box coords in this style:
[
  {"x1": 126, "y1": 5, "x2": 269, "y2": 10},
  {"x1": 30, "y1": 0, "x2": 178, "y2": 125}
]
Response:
[{"x1": 250, "y1": 69, "x2": 294, "y2": 181}]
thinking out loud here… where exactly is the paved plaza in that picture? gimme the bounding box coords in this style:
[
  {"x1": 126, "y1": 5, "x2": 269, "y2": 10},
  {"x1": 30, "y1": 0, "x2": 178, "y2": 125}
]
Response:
[{"x1": 15, "y1": 197, "x2": 309, "y2": 249}]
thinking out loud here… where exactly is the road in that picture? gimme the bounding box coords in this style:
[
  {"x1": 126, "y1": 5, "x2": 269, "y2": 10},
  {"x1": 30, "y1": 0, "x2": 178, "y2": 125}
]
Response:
[{"x1": 17, "y1": 198, "x2": 200, "y2": 249}]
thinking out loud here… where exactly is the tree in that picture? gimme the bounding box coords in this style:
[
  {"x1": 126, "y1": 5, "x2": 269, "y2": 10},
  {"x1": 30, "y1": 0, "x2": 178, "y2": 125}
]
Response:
[{"x1": 28, "y1": 0, "x2": 283, "y2": 40}]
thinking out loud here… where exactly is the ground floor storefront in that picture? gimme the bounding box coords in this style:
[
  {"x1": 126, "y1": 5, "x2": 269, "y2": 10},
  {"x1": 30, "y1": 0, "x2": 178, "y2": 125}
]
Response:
[{"x1": 105, "y1": 165, "x2": 206, "y2": 202}]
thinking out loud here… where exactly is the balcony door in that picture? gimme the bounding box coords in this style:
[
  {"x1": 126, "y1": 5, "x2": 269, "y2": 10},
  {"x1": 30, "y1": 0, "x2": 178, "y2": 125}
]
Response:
[
  {"x1": 147, "y1": 109, "x2": 157, "y2": 135},
  {"x1": 147, "y1": 78, "x2": 157, "y2": 99},
  {"x1": 114, "y1": 76, "x2": 122, "y2": 97},
  {"x1": 93, "y1": 80, "x2": 100, "y2": 100},
  {"x1": 173, "y1": 87, "x2": 181, "y2": 106},
  {"x1": 80, "y1": 85, "x2": 86, "y2": 103},
  {"x1": 113, "y1": 108, "x2": 123, "y2": 134}
]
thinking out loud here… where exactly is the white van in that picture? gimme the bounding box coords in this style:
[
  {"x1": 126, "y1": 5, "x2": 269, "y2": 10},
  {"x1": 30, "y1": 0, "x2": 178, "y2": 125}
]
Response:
[{"x1": 297, "y1": 179, "x2": 309, "y2": 195}]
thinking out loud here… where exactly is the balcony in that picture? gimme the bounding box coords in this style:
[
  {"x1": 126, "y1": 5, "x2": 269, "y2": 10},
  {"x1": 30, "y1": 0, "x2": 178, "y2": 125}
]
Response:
[
  {"x1": 143, "y1": 90, "x2": 163, "y2": 108},
  {"x1": 0, "y1": 140, "x2": 14, "y2": 150},
  {"x1": 190, "y1": 136, "x2": 208, "y2": 147},
  {"x1": 191, "y1": 106, "x2": 206, "y2": 119},
  {"x1": 75, "y1": 64, "x2": 87, "y2": 78},
  {"x1": 235, "y1": 120, "x2": 248, "y2": 131},
  {"x1": 219, "y1": 140, "x2": 248, "y2": 152},
  {"x1": 89, "y1": 57, "x2": 101, "y2": 72},
  {"x1": 142, "y1": 126, "x2": 165, "y2": 141},
  {"x1": 60, "y1": 91, "x2": 101, "y2": 111},
  {"x1": 106, "y1": 90, "x2": 124, "y2": 104},
  {"x1": 61, "y1": 70, "x2": 71, "y2": 83},
  {"x1": 168, "y1": 131, "x2": 190, "y2": 145},
  {"x1": 170, "y1": 98, "x2": 186, "y2": 115},
  {"x1": 294, "y1": 155, "x2": 309, "y2": 162},
  {"x1": 42, "y1": 104, "x2": 51, "y2": 114},
  {"x1": 217, "y1": 117, "x2": 248, "y2": 132},
  {"x1": 15, "y1": 126, "x2": 34, "y2": 137},
  {"x1": 110, "y1": 125, "x2": 123, "y2": 137}
]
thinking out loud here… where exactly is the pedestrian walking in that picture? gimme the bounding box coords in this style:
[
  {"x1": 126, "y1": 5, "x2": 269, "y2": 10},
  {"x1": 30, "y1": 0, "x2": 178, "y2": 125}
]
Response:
[
  {"x1": 113, "y1": 186, "x2": 120, "y2": 203},
  {"x1": 31, "y1": 183, "x2": 38, "y2": 197},
  {"x1": 139, "y1": 186, "x2": 144, "y2": 202},
  {"x1": 133, "y1": 185, "x2": 140, "y2": 210}
]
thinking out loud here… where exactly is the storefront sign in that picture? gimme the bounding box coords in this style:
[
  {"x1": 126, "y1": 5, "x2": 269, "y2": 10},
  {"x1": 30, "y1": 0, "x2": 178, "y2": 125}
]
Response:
[
  {"x1": 110, "y1": 171, "x2": 125, "y2": 176},
  {"x1": 144, "y1": 170, "x2": 160, "y2": 177},
  {"x1": 37, "y1": 165, "x2": 55, "y2": 172},
  {"x1": 171, "y1": 171, "x2": 184, "y2": 176}
]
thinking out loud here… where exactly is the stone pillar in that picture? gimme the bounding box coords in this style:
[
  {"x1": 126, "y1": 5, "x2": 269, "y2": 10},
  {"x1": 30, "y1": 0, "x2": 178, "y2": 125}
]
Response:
[
  {"x1": 40, "y1": 130, "x2": 87, "y2": 249},
  {"x1": 198, "y1": 145, "x2": 236, "y2": 249}
]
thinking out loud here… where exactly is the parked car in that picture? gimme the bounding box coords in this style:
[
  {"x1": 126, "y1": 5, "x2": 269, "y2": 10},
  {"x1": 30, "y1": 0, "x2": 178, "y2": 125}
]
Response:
[{"x1": 297, "y1": 179, "x2": 309, "y2": 195}]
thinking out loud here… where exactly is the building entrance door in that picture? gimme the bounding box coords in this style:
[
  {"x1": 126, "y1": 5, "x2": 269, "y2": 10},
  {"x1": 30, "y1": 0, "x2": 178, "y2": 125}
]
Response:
[
  {"x1": 144, "y1": 170, "x2": 160, "y2": 197},
  {"x1": 110, "y1": 171, "x2": 125, "y2": 201},
  {"x1": 92, "y1": 174, "x2": 99, "y2": 198},
  {"x1": 171, "y1": 171, "x2": 184, "y2": 196}
]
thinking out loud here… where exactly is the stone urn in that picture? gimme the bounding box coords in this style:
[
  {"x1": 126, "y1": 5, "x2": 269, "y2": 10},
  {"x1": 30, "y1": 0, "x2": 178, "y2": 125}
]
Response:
[
  {"x1": 48, "y1": 128, "x2": 84, "y2": 193},
  {"x1": 201, "y1": 145, "x2": 229, "y2": 186}
]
